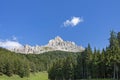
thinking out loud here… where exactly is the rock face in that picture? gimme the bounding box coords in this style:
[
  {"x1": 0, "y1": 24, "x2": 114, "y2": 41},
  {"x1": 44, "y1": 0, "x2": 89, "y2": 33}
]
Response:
[{"x1": 11, "y1": 36, "x2": 85, "y2": 54}]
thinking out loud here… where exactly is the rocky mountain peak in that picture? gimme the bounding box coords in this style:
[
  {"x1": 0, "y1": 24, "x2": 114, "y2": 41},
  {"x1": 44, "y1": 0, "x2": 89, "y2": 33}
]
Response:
[
  {"x1": 54, "y1": 36, "x2": 63, "y2": 42},
  {"x1": 48, "y1": 36, "x2": 63, "y2": 46},
  {"x1": 10, "y1": 36, "x2": 85, "y2": 54}
]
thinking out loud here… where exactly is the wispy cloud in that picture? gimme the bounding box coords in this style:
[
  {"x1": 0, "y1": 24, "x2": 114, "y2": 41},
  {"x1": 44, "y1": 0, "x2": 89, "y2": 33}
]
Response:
[
  {"x1": 0, "y1": 38, "x2": 23, "y2": 49},
  {"x1": 63, "y1": 16, "x2": 83, "y2": 27}
]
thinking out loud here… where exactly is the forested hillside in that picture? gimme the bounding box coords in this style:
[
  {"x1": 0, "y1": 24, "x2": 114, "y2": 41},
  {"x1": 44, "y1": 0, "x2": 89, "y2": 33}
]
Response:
[
  {"x1": 0, "y1": 48, "x2": 30, "y2": 78},
  {"x1": 48, "y1": 31, "x2": 120, "y2": 80},
  {"x1": 24, "y1": 51, "x2": 78, "y2": 72},
  {"x1": 0, "y1": 48, "x2": 79, "y2": 78}
]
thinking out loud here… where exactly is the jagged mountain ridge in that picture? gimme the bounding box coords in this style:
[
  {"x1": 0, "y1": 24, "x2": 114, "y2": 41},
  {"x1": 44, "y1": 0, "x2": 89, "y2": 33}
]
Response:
[{"x1": 11, "y1": 36, "x2": 84, "y2": 54}]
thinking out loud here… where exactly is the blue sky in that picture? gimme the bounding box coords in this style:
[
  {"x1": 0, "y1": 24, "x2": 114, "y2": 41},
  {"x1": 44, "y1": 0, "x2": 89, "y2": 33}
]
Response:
[{"x1": 0, "y1": 0, "x2": 120, "y2": 50}]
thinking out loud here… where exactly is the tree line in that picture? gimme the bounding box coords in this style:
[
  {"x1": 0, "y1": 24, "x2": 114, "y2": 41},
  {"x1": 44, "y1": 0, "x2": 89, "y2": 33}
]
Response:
[
  {"x1": 0, "y1": 48, "x2": 30, "y2": 78},
  {"x1": 0, "y1": 48, "x2": 78, "y2": 78},
  {"x1": 48, "y1": 31, "x2": 120, "y2": 80}
]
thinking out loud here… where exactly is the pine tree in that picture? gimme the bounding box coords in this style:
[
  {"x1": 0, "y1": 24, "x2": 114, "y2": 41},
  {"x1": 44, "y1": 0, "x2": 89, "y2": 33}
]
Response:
[
  {"x1": 85, "y1": 44, "x2": 93, "y2": 79},
  {"x1": 63, "y1": 56, "x2": 74, "y2": 80},
  {"x1": 109, "y1": 31, "x2": 119, "y2": 79},
  {"x1": 117, "y1": 32, "x2": 120, "y2": 46}
]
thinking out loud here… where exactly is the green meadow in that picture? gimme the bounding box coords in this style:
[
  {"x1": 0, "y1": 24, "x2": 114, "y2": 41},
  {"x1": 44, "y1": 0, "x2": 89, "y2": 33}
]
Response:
[
  {"x1": 0, "y1": 71, "x2": 113, "y2": 80},
  {"x1": 0, "y1": 72, "x2": 48, "y2": 80}
]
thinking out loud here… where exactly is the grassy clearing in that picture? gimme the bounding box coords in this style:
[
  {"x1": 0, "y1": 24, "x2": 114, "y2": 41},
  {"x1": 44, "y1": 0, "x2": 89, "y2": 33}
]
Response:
[
  {"x1": 0, "y1": 71, "x2": 48, "y2": 80},
  {"x1": 0, "y1": 72, "x2": 113, "y2": 80}
]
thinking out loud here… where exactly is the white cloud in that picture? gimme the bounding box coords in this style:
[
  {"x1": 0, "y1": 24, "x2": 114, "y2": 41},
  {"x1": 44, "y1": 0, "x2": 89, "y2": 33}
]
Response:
[
  {"x1": 63, "y1": 16, "x2": 83, "y2": 27},
  {"x1": 0, "y1": 40, "x2": 23, "y2": 49}
]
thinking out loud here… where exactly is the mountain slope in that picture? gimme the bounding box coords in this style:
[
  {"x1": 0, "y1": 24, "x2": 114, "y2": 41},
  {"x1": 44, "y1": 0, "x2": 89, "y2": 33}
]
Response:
[{"x1": 11, "y1": 36, "x2": 84, "y2": 54}]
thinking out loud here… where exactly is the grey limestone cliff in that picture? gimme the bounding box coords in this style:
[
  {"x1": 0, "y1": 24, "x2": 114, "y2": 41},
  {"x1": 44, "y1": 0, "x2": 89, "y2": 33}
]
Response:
[{"x1": 11, "y1": 36, "x2": 84, "y2": 54}]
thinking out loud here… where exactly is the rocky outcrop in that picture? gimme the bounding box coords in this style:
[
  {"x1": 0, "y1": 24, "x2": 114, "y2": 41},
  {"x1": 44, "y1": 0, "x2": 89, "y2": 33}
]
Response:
[{"x1": 11, "y1": 36, "x2": 84, "y2": 54}]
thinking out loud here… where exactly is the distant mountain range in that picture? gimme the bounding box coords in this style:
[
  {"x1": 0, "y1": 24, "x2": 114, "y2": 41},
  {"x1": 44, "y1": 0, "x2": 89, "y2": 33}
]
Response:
[{"x1": 10, "y1": 36, "x2": 85, "y2": 54}]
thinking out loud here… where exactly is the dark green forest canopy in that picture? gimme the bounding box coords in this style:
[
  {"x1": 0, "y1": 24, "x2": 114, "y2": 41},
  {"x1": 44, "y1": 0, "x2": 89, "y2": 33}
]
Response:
[
  {"x1": 24, "y1": 51, "x2": 80, "y2": 71},
  {"x1": 48, "y1": 31, "x2": 120, "y2": 80},
  {"x1": 0, "y1": 48, "x2": 30, "y2": 78},
  {"x1": 0, "y1": 48, "x2": 80, "y2": 78}
]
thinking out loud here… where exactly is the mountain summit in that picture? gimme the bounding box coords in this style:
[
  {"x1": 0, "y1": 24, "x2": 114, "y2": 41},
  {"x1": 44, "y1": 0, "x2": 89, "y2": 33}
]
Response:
[{"x1": 11, "y1": 36, "x2": 84, "y2": 54}]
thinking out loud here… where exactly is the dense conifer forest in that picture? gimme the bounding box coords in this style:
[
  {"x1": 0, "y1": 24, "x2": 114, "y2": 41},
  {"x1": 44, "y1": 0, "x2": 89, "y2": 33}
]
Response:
[
  {"x1": 0, "y1": 48, "x2": 78, "y2": 78},
  {"x1": 48, "y1": 31, "x2": 120, "y2": 80},
  {"x1": 0, "y1": 31, "x2": 120, "y2": 80},
  {"x1": 0, "y1": 48, "x2": 30, "y2": 78}
]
